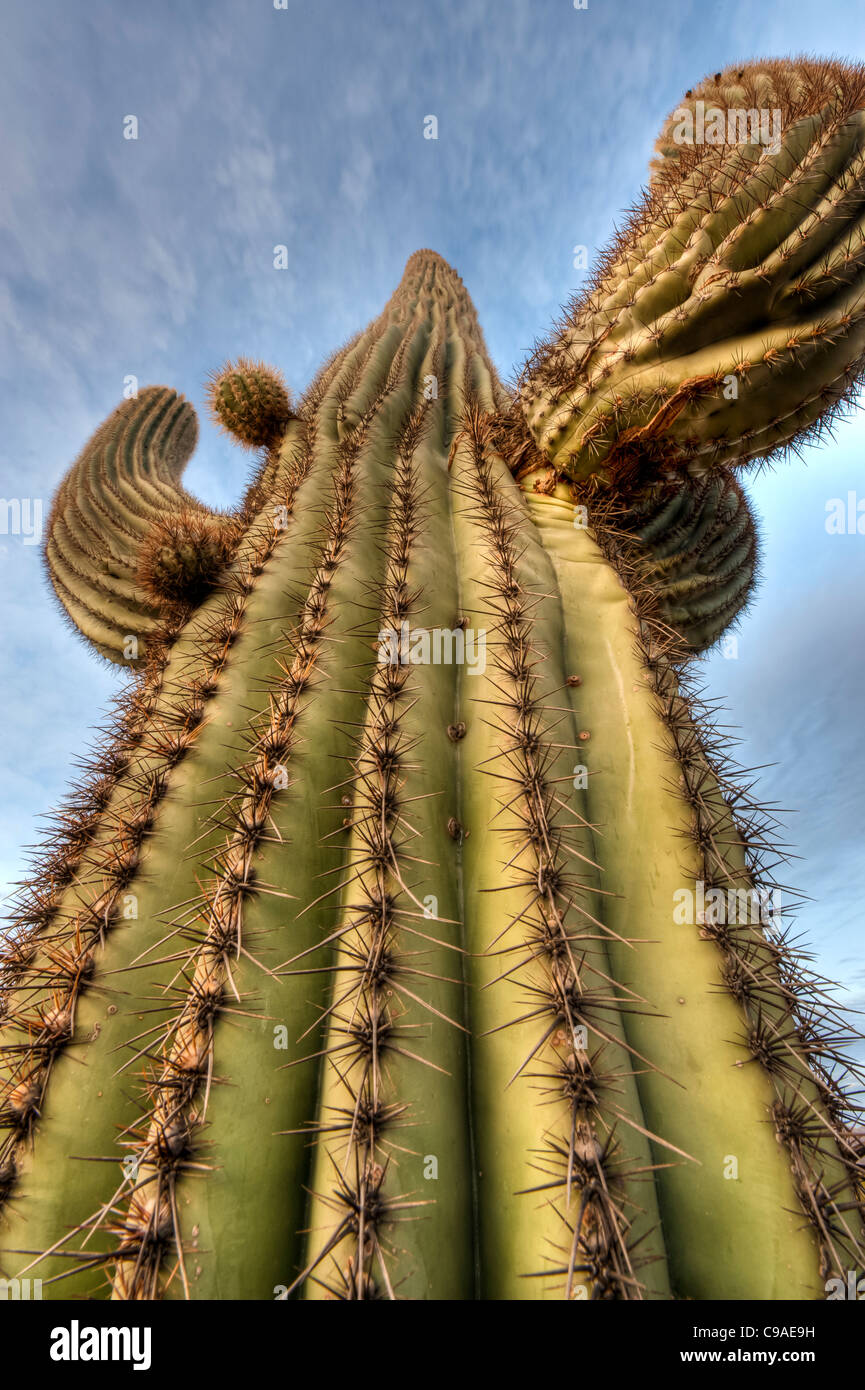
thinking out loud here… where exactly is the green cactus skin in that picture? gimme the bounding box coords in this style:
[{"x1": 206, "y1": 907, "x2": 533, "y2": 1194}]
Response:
[
  {"x1": 2, "y1": 59, "x2": 865, "y2": 1302},
  {"x1": 43, "y1": 387, "x2": 206, "y2": 665},
  {"x1": 518, "y1": 58, "x2": 865, "y2": 488}
]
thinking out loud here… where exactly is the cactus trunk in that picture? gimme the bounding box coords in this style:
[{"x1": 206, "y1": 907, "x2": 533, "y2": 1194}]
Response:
[{"x1": 3, "y1": 56, "x2": 865, "y2": 1300}]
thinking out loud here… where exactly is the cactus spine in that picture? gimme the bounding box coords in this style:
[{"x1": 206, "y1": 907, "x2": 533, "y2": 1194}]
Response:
[{"x1": 1, "y1": 59, "x2": 864, "y2": 1300}]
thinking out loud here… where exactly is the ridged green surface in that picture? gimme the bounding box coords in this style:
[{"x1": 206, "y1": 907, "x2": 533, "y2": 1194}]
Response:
[
  {"x1": 2, "y1": 57, "x2": 865, "y2": 1301},
  {"x1": 520, "y1": 58, "x2": 865, "y2": 486},
  {"x1": 591, "y1": 471, "x2": 759, "y2": 652},
  {"x1": 528, "y1": 493, "x2": 824, "y2": 1297},
  {"x1": 44, "y1": 388, "x2": 216, "y2": 665}
]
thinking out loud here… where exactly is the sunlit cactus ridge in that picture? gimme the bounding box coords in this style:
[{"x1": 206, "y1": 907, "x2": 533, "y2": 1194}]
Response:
[{"x1": 1, "y1": 58, "x2": 863, "y2": 1301}]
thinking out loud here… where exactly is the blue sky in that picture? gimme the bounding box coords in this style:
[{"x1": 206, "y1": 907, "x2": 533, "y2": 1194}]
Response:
[{"x1": 1, "y1": 0, "x2": 864, "y2": 1058}]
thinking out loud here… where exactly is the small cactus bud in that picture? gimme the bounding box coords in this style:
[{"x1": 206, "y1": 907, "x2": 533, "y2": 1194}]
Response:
[{"x1": 206, "y1": 358, "x2": 293, "y2": 449}]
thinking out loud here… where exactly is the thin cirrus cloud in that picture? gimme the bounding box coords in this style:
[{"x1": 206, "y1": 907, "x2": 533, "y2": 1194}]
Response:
[{"x1": 1, "y1": 0, "x2": 864, "y2": 1066}]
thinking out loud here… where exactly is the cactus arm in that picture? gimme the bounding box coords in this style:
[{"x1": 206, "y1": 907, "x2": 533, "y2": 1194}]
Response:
[
  {"x1": 564, "y1": 470, "x2": 759, "y2": 653},
  {"x1": 518, "y1": 63, "x2": 865, "y2": 487},
  {"x1": 43, "y1": 387, "x2": 232, "y2": 666}
]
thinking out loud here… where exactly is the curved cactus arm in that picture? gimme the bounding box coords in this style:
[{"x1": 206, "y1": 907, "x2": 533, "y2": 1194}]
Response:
[
  {"x1": 44, "y1": 387, "x2": 231, "y2": 666},
  {"x1": 518, "y1": 466, "x2": 760, "y2": 655},
  {"x1": 592, "y1": 471, "x2": 759, "y2": 654},
  {"x1": 517, "y1": 58, "x2": 865, "y2": 488}
]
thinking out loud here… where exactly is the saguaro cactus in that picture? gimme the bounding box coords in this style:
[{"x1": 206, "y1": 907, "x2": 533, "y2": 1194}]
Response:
[{"x1": 1, "y1": 56, "x2": 864, "y2": 1301}]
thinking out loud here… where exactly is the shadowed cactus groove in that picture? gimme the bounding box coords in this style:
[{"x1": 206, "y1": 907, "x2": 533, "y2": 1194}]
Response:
[{"x1": 1, "y1": 56, "x2": 864, "y2": 1301}]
